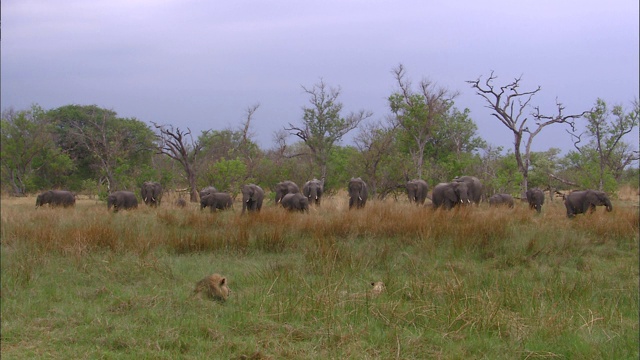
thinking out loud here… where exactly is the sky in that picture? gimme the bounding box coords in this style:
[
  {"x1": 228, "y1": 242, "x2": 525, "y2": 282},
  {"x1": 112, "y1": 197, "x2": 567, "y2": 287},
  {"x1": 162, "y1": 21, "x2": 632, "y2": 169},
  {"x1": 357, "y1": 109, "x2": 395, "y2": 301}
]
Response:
[{"x1": 2, "y1": 0, "x2": 639, "y2": 155}]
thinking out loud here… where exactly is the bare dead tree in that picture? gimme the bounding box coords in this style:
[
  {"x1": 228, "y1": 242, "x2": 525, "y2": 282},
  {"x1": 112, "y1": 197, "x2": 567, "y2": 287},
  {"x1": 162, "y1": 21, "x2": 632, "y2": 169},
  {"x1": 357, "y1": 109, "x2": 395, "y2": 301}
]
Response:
[
  {"x1": 239, "y1": 103, "x2": 259, "y2": 147},
  {"x1": 153, "y1": 123, "x2": 207, "y2": 202},
  {"x1": 238, "y1": 103, "x2": 260, "y2": 179},
  {"x1": 468, "y1": 72, "x2": 588, "y2": 192}
]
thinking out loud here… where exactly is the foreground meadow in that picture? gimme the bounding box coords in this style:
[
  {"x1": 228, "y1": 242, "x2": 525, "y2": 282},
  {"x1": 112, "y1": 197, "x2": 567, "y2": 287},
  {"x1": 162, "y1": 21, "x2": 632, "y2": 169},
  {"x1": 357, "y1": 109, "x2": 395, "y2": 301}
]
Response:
[{"x1": 1, "y1": 193, "x2": 638, "y2": 359}]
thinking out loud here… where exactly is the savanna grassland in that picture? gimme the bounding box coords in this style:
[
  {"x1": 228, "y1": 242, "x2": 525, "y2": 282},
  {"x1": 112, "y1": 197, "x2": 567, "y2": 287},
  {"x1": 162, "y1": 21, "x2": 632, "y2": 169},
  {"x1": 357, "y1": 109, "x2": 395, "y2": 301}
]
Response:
[{"x1": 1, "y1": 191, "x2": 638, "y2": 359}]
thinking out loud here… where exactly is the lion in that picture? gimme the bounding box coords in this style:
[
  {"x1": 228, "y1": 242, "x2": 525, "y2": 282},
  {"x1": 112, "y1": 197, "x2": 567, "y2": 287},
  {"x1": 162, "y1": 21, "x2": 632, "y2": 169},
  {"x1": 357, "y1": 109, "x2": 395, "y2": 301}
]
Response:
[{"x1": 192, "y1": 273, "x2": 230, "y2": 302}]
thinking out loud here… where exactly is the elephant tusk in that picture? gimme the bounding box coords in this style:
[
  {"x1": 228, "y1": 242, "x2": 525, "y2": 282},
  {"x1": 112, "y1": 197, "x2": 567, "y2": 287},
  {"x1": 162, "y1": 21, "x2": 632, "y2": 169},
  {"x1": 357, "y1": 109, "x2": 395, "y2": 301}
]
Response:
[
  {"x1": 359, "y1": 196, "x2": 362, "y2": 201},
  {"x1": 315, "y1": 196, "x2": 318, "y2": 200},
  {"x1": 152, "y1": 196, "x2": 156, "y2": 201}
]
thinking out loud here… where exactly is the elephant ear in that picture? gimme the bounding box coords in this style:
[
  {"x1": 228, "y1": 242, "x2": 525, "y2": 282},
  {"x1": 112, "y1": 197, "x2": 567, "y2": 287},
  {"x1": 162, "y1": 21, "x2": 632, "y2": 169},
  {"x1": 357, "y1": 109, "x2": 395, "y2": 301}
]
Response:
[
  {"x1": 444, "y1": 186, "x2": 457, "y2": 202},
  {"x1": 585, "y1": 191, "x2": 599, "y2": 206}
]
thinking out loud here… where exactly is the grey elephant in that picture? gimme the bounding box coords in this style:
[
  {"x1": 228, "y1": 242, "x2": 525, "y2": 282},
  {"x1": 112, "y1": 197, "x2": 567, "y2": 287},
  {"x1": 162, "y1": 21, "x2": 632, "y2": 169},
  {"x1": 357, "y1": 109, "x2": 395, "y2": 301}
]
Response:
[
  {"x1": 452, "y1": 176, "x2": 483, "y2": 205},
  {"x1": 200, "y1": 192, "x2": 233, "y2": 212},
  {"x1": 431, "y1": 182, "x2": 470, "y2": 210},
  {"x1": 526, "y1": 188, "x2": 545, "y2": 213},
  {"x1": 348, "y1": 177, "x2": 368, "y2": 209},
  {"x1": 406, "y1": 179, "x2": 429, "y2": 205},
  {"x1": 303, "y1": 178, "x2": 324, "y2": 206},
  {"x1": 199, "y1": 186, "x2": 218, "y2": 200},
  {"x1": 488, "y1": 193, "x2": 514, "y2": 208},
  {"x1": 564, "y1": 190, "x2": 613, "y2": 218},
  {"x1": 141, "y1": 181, "x2": 163, "y2": 207},
  {"x1": 107, "y1": 191, "x2": 138, "y2": 212},
  {"x1": 280, "y1": 193, "x2": 309, "y2": 213},
  {"x1": 241, "y1": 184, "x2": 264, "y2": 214},
  {"x1": 274, "y1": 181, "x2": 300, "y2": 204},
  {"x1": 35, "y1": 190, "x2": 76, "y2": 208}
]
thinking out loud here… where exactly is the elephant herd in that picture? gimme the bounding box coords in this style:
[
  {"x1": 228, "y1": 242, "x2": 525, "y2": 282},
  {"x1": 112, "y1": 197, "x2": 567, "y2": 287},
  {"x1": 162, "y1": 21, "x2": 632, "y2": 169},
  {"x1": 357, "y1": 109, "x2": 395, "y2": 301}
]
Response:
[{"x1": 33, "y1": 176, "x2": 614, "y2": 218}]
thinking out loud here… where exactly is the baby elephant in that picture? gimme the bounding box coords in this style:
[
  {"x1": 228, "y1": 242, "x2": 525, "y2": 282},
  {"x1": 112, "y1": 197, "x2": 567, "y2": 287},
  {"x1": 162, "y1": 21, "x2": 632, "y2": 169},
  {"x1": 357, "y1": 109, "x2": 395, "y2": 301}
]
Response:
[
  {"x1": 488, "y1": 193, "x2": 514, "y2": 208},
  {"x1": 200, "y1": 193, "x2": 233, "y2": 212},
  {"x1": 280, "y1": 193, "x2": 309, "y2": 213}
]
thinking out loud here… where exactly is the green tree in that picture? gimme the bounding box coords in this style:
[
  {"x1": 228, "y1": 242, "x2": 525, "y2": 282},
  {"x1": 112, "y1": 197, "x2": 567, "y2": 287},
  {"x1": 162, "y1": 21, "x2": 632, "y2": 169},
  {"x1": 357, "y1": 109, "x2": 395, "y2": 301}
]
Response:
[
  {"x1": 202, "y1": 158, "x2": 247, "y2": 196},
  {"x1": 1, "y1": 105, "x2": 73, "y2": 195},
  {"x1": 427, "y1": 107, "x2": 486, "y2": 181},
  {"x1": 48, "y1": 105, "x2": 155, "y2": 192},
  {"x1": 477, "y1": 146, "x2": 523, "y2": 196},
  {"x1": 389, "y1": 64, "x2": 458, "y2": 179},
  {"x1": 528, "y1": 148, "x2": 562, "y2": 191},
  {"x1": 286, "y1": 79, "x2": 372, "y2": 179},
  {"x1": 198, "y1": 104, "x2": 263, "y2": 189},
  {"x1": 568, "y1": 98, "x2": 639, "y2": 190},
  {"x1": 326, "y1": 145, "x2": 361, "y2": 194},
  {"x1": 354, "y1": 120, "x2": 407, "y2": 198}
]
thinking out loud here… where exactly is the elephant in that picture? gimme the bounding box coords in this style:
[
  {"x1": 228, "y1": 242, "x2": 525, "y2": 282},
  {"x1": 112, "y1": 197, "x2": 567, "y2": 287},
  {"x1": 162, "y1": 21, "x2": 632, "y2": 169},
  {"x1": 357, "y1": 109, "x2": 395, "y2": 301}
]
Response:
[
  {"x1": 452, "y1": 176, "x2": 483, "y2": 205},
  {"x1": 200, "y1": 192, "x2": 233, "y2": 212},
  {"x1": 303, "y1": 178, "x2": 324, "y2": 206},
  {"x1": 241, "y1": 184, "x2": 264, "y2": 214},
  {"x1": 35, "y1": 190, "x2": 76, "y2": 208},
  {"x1": 280, "y1": 193, "x2": 309, "y2": 213},
  {"x1": 406, "y1": 179, "x2": 429, "y2": 205},
  {"x1": 348, "y1": 177, "x2": 368, "y2": 209},
  {"x1": 141, "y1": 181, "x2": 163, "y2": 207},
  {"x1": 564, "y1": 190, "x2": 613, "y2": 218},
  {"x1": 274, "y1": 181, "x2": 300, "y2": 204},
  {"x1": 488, "y1": 193, "x2": 514, "y2": 208},
  {"x1": 431, "y1": 182, "x2": 470, "y2": 210},
  {"x1": 107, "y1": 191, "x2": 138, "y2": 212},
  {"x1": 199, "y1": 186, "x2": 218, "y2": 200},
  {"x1": 526, "y1": 188, "x2": 545, "y2": 213}
]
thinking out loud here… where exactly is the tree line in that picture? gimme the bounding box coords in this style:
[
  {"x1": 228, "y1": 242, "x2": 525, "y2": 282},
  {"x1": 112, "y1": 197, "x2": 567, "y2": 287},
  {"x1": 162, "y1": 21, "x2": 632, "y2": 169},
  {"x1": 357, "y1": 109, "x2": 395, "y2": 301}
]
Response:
[{"x1": 2, "y1": 67, "x2": 638, "y2": 200}]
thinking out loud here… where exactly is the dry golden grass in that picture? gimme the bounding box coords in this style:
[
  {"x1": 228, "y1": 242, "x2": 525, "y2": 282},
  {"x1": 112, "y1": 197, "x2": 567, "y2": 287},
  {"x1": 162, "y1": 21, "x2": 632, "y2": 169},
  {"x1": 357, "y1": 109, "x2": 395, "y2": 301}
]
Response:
[
  {"x1": 617, "y1": 183, "x2": 640, "y2": 202},
  {"x1": 2, "y1": 193, "x2": 637, "y2": 258}
]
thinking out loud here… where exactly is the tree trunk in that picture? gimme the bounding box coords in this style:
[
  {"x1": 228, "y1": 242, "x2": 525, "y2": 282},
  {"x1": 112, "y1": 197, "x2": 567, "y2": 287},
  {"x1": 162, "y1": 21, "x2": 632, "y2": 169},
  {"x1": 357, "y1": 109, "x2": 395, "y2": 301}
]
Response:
[{"x1": 186, "y1": 165, "x2": 198, "y2": 202}]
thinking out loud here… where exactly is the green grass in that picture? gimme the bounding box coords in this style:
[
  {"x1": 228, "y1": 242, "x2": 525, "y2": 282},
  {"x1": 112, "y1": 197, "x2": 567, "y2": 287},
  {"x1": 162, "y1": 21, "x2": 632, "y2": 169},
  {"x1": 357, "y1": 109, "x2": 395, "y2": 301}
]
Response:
[{"x1": 1, "y1": 195, "x2": 638, "y2": 359}]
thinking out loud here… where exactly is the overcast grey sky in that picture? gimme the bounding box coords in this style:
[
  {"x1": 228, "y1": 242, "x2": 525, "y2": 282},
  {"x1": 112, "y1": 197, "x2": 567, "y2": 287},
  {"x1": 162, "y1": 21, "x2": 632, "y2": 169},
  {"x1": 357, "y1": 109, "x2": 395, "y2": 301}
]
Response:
[{"x1": 2, "y1": 0, "x2": 638, "y2": 154}]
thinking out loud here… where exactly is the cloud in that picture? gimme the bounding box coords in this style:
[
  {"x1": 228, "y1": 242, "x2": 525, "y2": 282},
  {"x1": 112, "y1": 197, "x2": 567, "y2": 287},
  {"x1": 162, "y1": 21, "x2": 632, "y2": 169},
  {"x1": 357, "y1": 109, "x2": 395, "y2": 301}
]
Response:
[{"x1": 2, "y1": 0, "x2": 638, "y2": 152}]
